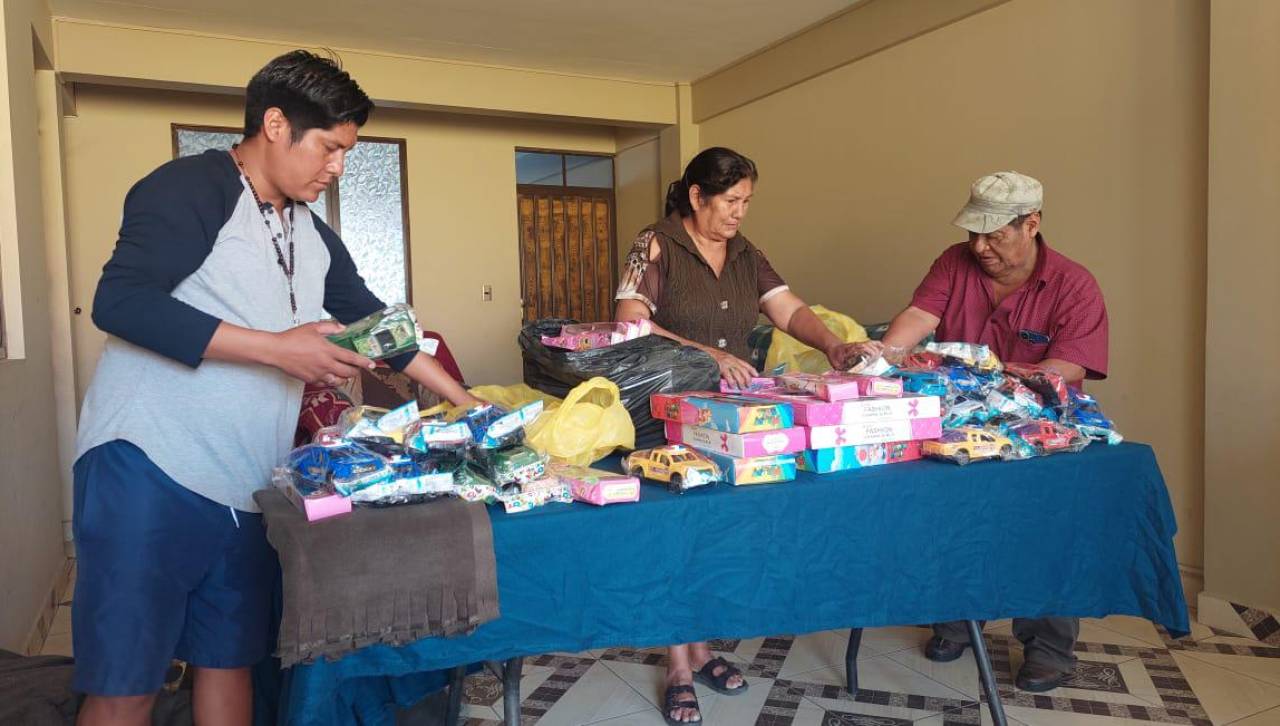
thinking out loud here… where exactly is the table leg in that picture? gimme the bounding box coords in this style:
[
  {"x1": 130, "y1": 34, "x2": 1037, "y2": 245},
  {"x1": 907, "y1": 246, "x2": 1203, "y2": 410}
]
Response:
[
  {"x1": 445, "y1": 664, "x2": 466, "y2": 726},
  {"x1": 844, "y1": 628, "x2": 863, "y2": 694},
  {"x1": 502, "y1": 656, "x2": 524, "y2": 726},
  {"x1": 966, "y1": 619, "x2": 1008, "y2": 726}
]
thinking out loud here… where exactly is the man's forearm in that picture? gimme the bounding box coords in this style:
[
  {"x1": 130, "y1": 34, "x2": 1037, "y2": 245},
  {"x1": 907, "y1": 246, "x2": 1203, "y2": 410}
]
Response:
[
  {"x1": 1039, "y1": 358, "x2": 1086, "y2": 385},
  {"x1": 881, "y1": 306, "x2": 941, "y2": 354},
  {"x1": 402, "y1": 352, "x2": 477, "y2": 407}
]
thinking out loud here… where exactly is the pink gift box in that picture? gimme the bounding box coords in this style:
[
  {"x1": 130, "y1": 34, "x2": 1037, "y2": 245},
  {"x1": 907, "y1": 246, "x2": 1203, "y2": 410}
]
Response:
[
  {"x1": 806, "y1": 417, "x2": 943, "y2": 448},
  {"x1": 551, "y1": 463, "x2": 640, "y2": 506},
  {"x1": 664, "y1": 421, "x2": 807, "y2": 458},
  {"x1": 778, "y1": 372, "x2": 904, "y2": 401},
  {"x1": 799, "y1": 440, "x2": 924, "y2": 473},
  {"x1": 650, "y1": 392, "x2": 794, "y2": 433},
  {"x1": 718, "y1": 378, "x2": 781, "y2": 394},
  {"x1": 541, "y1": 321, "x2": 652, "y2": 351},
  {"x1": 280, "y1": 485, "x2": 352, "y2": 522},
  {"x1": 752, "y1": 391, "x2": 942, "y2": 426}
]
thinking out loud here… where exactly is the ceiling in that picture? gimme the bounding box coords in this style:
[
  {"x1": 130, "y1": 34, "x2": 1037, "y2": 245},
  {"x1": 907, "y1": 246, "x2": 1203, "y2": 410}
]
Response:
[{"x1": 51, "y1": 0, "x2": 865, "y2": 83}]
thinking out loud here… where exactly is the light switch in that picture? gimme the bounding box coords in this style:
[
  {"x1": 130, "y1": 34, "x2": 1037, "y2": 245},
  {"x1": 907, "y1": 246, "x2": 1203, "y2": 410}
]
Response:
[{"x1": 481, "y1": 285, "x2": 493, "y2": 302}]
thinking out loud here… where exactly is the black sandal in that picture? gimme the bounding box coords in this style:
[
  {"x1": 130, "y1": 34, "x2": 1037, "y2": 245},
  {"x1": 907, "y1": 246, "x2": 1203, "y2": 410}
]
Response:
[
  {"x1": 663, "y1": 683, "x2": 702, "y2": 725},
  {"x1": 693, "y1": 656, "x2": 749, "y2": 695}
]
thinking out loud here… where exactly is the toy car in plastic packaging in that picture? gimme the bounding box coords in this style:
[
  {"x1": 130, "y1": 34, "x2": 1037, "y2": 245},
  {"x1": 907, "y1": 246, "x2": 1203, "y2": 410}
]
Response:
[
  {"x1": 457, "y1": 401, "x2": 545, "y2": 449},
  {"x1": 326, "y1": 303, "x2": 423, "y2": 360},
  {"x1": 924, "y1": 341, "x2": 1002, "y2": 373},
  {"x1": 622, "y1": 444, "x2": 721, "y2": 493},
  {"x1": 941, "y1": 397, "x2": 989, "y2": 428},
  {"x1": 1065, "y1": 389, "x2": 1114, "y2": 430},
  {"x1": 470, "y1": 444, "x2": 548, "y2": 488},
  {"x1": 1008, "y1": 420, "x2": 1088, "y2": 456},
  {"x1": 922, "y1": 427, "x2": 1016, "y2": 466},
  {"x1": 404, "y1": 418, "x2": 472, "y2": 452},
  {"x1": 287, "y1": 442, "x2": 392, "y2": 496},
  {"x1": 894, "y1": 369, "x2": 950, "y2": 398},
  {"x1": 1002, "y1": 362, "x2": 1070, "y2": 409}
]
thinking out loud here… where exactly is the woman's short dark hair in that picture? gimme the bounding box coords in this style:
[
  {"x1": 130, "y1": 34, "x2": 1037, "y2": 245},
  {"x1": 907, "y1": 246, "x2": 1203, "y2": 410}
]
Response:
[
  {"x1": 664, "y1": 147, "x2": 759, "y2": 217},
  {"x1": 243, "y1": 50, "x2": 374, "y2": 142}
]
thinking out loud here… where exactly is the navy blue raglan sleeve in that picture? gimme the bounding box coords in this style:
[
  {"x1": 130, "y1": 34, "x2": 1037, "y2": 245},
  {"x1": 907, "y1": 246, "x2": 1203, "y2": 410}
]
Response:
[
  {"x1": 91, "y1": 153, "x2": 239, "y2": 368},
  {"x1": 313, "y1": 211, "x2": 417, "y2": 372}
]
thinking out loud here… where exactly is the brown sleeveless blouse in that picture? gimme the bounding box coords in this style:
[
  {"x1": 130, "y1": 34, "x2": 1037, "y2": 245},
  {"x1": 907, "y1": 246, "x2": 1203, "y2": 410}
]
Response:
[{"x1": 615, "y1": 213, "x2": 789, "y2": 362}]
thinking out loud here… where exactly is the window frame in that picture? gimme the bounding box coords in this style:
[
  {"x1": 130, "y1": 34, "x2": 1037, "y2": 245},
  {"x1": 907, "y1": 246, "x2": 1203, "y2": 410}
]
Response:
[{"x1": 169, "y1": 123, "x2": 414, "y2": 304}]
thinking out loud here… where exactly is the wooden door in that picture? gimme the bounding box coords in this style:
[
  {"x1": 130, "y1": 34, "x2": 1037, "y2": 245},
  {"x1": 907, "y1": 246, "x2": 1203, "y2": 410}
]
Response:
[{"x1": 518, "y1": 186, "x2": 615, "y2": 323}]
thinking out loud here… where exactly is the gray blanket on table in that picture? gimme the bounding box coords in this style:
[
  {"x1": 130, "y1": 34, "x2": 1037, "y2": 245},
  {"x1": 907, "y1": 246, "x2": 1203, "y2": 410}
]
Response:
[{"x1": 254, "y1": 490, "x2": 500, "y2": 668}]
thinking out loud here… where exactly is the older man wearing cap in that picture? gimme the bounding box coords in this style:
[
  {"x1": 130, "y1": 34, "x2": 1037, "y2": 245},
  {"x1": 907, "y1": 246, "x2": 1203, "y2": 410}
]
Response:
[{"x1": 864, "y1": 171, "x2": 1109, "y2": 692}]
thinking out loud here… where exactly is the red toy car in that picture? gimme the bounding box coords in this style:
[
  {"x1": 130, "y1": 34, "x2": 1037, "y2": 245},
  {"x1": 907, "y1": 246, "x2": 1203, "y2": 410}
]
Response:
[{"x1": 1010, "y1": 420, "x2": 1088, "y2": 456}]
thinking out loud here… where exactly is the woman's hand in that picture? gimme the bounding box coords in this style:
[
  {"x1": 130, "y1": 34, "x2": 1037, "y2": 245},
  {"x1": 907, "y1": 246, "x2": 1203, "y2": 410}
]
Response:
[{"x1": 709, "y1": 349, "x2": 759, "y2": 389}]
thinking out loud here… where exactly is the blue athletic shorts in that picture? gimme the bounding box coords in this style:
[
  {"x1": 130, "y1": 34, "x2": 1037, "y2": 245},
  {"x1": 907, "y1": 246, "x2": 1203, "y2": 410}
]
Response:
[{"x1": 71, "y1": 440, "x2": 278, "y2": 696}]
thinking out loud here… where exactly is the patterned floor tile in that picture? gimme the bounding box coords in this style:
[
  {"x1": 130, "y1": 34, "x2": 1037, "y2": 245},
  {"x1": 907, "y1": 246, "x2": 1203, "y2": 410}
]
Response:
[
  {"x1": 1176, "y1": 644, "x2": 1280, "y2": 689},
  {"x1": 1169, "y1": 652, "x2": 1280, "y2": 723},
  {"x1": 526, "y1": 660, "x2": 656, "y2": 725},
  {"x1": 777, "y1": 631, "x2": 863, "y2": 680},
  {"x1": 1197, "y1": 596, "x2": 1255, "y2": 640},
  {"x1": 858, "y1": 625, "x2": 934, "y2": 657},
  {"x1": 1229, "y1": 705, "x2": 1280, "y2": 725},
  {"x1": 919, "y1": 706, "x2": 1029, "y2": 726},
  {"x1": 1001, "y1": 704, "x2": 1168, "y2": 725},
  {"x1": 516, "y1": 622, "x2": 1280, "y2": 726}
]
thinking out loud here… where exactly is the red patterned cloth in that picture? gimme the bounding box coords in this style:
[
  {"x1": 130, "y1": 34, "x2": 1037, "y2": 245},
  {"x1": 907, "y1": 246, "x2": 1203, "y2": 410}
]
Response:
[{"x1": 295, "y1": 385, "x2": 354, "y2": 447}]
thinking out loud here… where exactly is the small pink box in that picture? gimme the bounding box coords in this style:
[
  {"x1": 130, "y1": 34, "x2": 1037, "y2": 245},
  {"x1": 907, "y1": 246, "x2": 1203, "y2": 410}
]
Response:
[
  {"x1": 777, "y1": 372, "x2": 904, "y2": 401},
  {"x1": 718, "y1": 378, "x2": 781, "y2": 394},
  {"x1": 753, "y1": 391, "x2": 942, "y2": 426},
  {"x1": 664, "y1": 421, "x2": 807, "y2": 458},
  {"x1": 280, "y1": 485, "x2": 352, "y2": 521},
  {"x1": 806, "y1": 417, "x2": 943, "y2": 448},
  {"x1": 551, "y1": 463, "x2": 641, "y2": 506}
]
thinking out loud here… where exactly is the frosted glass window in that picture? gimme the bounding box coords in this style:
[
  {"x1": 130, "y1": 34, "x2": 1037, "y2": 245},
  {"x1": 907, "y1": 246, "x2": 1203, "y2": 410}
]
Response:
[
  {"x1": 565, "y1": 154, "x2": 613, "y2": 188},
  {"x1": 174, "y1": 128, "x2": 328, "y2": 223},
  {"x1": 172, "y1": 127, "x2": 408, "y2": 304},
  {"x1": 337, "y1": 140, "x2": 407, "y2": 305}
]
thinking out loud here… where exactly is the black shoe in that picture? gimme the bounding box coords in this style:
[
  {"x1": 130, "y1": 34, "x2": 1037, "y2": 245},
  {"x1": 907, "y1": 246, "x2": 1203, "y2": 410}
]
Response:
[
  {"x1": 924, "y1": 636, "x2": 970, "y2": 662},
  {"x1": 1015, "y1": 660, "x2": 1071, "y2": 693}
]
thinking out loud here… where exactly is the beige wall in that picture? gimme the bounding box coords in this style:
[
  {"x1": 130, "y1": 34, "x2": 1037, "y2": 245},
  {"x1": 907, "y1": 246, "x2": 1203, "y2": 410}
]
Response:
[
  {"x1": 697, "y1": 0, "x2": 1209, "y2": 577},
  {"x1": 63, "y1": 85, "x2": 624, "y2": 394},
  {"x1": 0, "y1": 0, "x2": 68, "y2": 651},
  {"x1": 614, "y1": 130, "x2": 662, "y2": 263},
  {"x1": 1203, "y1": 0, "x2": 1280, "y2": 613},
  {"x1": 52, "y1": 19, "x2": 678, "y2": 127}
]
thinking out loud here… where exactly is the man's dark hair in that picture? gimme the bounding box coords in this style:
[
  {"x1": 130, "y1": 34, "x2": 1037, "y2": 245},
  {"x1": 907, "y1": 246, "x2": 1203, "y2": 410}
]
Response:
[{"x1": 243, "y1": 50, "x2": 374, "y2": 141}]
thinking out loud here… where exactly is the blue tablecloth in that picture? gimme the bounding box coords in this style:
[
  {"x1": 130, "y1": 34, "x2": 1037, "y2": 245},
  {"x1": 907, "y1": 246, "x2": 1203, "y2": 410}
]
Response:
[{"x1": 276, "y1": 442, "x2": 1188, "y2": 725}]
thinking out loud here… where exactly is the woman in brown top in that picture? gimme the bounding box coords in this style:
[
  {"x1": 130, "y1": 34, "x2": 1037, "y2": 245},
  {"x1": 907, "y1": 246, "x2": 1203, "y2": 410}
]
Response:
[{"x1": 615, "y1": 147, "x2": 861, "y2": 724}]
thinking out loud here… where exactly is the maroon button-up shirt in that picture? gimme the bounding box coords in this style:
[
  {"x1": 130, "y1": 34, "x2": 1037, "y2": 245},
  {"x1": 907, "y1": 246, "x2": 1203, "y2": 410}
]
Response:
[{"x1": 909, "y1": 236, "x2": 1109, "y2": 380}]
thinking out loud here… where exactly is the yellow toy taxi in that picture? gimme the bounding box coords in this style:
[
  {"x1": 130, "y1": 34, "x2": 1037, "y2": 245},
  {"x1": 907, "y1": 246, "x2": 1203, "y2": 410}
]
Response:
[
  {"x1": 622, "y1": 445, "x2": 721, "y2": 493},
  {"x1": 922, "y1": 427, "x2": 1016, "y2": 466}
]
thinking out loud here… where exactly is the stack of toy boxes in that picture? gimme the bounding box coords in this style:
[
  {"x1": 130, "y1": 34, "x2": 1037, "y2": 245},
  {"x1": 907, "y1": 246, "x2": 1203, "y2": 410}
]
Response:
[
  {"x1": 650, "y1": 393, "x2": 802, "y2": 485},
  {"x1": 761, "y1": 372, "x2": 944, "y2": 473}
]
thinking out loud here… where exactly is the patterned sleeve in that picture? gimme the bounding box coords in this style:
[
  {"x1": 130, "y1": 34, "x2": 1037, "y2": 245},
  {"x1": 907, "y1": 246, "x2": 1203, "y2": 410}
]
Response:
[
  {"x1": 615, "y1": 229, "x2": 664, "y2": 313},
  {"x1": 755, "y1": 248, "x2": 790, "y2": 304}
]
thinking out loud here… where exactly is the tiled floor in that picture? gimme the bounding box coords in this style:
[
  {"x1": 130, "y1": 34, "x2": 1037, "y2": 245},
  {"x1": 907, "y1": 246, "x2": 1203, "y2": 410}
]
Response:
[{"x1": 41, "y1": 562, "x2": 1280, "y2": 725}]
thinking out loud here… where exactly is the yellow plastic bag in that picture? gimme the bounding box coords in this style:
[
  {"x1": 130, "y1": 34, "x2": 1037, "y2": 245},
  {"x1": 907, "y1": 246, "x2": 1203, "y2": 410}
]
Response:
[
  {"x1": 526, "y1": 377, "x2": 635, "y2": 466},
  {"x1": 764, "y1": 305, "x2": 869, "y2": 374},
  {"x1": 467, "y1": 383, "x2": 564, "y2": 412}
]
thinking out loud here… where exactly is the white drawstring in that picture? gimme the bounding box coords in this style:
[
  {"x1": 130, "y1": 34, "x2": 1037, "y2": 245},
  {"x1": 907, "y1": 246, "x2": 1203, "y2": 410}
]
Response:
[{"x1": 229, "y1": 506, "x2": 240, "y2": 529}]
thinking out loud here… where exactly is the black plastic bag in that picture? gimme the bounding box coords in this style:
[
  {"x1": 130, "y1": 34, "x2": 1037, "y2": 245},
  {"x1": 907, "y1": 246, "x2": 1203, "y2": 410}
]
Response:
[{"x1": 519, "y1": 319, "x2": 720, "y2": 449}]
